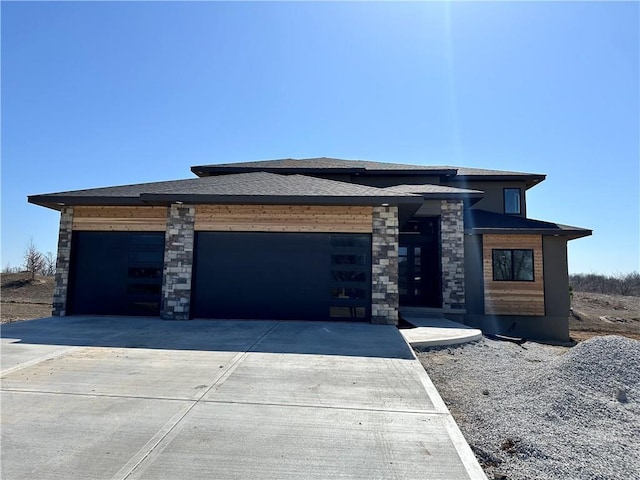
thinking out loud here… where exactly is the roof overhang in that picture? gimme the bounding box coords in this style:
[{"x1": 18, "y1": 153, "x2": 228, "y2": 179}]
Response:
[
  {"x1": 28, "y1": 196, "x2": 144, "y2": 211},
  {"x1": 447, "y1": 174, "x2": 546, "y2": 189},
  {"x1": 28, "y1": 194, "x2": 424, "y2": 210},
  {"x1": 464, "y1": 209, "x2": 592, "y2": 240},
  {"x1": 465, "y1": 227, "x2": 592, "y2": 240}
]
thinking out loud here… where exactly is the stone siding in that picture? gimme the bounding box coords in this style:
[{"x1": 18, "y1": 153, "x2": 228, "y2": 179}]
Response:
[
  {"x1": 160, "y1": 204, "x2": 195, "y2": 320},
  {"x1": 371, "y1": 206, "x2": 399, "y2": 325},
  {"x1": 52, "y1": 207, "x2": 74, "y2": 316},
  {"x1": 441, "y1": 200, "x2": 465, "y2": 309}
]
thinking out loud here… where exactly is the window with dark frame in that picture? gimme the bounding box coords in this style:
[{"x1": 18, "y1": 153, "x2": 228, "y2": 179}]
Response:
[
  {"x1": 328, "y1": 234, "x2": 371, "y2": 319},
  {"x1": 492, "y1": 249, "x2": 534, "y2": 281},
  {"x1": 504, "y1": 188, "x2": 521, "y2": 214}
]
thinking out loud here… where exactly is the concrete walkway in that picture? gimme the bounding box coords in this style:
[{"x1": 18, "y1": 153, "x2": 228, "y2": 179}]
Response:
[
  {"x1": 400, "y1": 315, "x2": 483, "y2": 348},
  {"x1": 1, "y1": 316, "x2": 486, "y2": 480}
]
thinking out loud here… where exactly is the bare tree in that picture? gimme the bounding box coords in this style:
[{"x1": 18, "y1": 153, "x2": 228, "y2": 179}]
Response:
[
  {"x1": 23, "y1": 239, "x2": 45, "y2": 280},
  {"x1": 43, "y1": 251, "x2": 56, "y2": 277},
  {"x1": 613, "y1": 271, "x2": 640, "y2": 296},
  {"x1": 2, "y1": 262, "x2": 21, "y2": 274}
]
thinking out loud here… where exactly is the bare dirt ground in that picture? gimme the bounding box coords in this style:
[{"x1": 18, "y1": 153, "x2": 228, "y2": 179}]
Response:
[
  {"x1": 570, "y1": 291, "x2": 640, "y2": 341},
  {"x1": 1, "y1": 272, "x2": 54, "y2": 324}
]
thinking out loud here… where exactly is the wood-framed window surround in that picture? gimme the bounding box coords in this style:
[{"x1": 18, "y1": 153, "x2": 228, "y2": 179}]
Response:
[{"x1": 492, "y1": 248, "x2": 534, "y2": 281}]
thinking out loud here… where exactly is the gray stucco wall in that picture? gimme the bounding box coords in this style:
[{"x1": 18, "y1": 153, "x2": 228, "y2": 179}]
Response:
[
  {"x1": 464, "y1": 314, "x2": 570, "y2": 342},
  {"x1": 543, "y1": 235, "x2": 570, "y2": 317},
  {"x1": 463, "y1": 234, "x2": 484, "y2": 315},
  {"x1": 442, "y1": 180, "x2": 528, "y2": 216},
  {"x1": 345, "y1": 175, "x2": 443, "y2": 188}
]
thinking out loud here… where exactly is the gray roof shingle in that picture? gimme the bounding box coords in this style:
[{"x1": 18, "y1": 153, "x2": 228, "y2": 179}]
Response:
[
  {"x1": 191, "y1": 157, "x2": 544, "y2": 179},
  {"x1": 194, "y1": 157, "x2": 454, "y2": 172},
  {"x1": 28, "y1": 172, "x2": 425, "y2": 209},
  {"x1": 382, "y1": 184, "x2": 483, "y2": 195}
]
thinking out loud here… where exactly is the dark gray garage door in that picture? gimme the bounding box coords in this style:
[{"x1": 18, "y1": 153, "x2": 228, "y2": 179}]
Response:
[
  {"x1": 192, "y1": 232, "x2": 371, "y2": 321},
  {"x1": 68, "y1": 232, "x2": 164, "y2": 316}
]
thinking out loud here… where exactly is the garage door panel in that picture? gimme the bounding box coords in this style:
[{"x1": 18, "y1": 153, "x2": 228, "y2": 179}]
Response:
[
  {"x1": 192, "y1": 232, "x2": 371, "y2": 321},
  {"x1": 68, "y1": 232, "x2": 164, "y2": 316}
]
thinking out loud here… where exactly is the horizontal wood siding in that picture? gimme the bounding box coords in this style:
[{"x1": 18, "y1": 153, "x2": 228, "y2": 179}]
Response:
[
  {"x1": 195, "y1": 205, "x2": 373, "y2": 233},
  {"x1": 483, "y1": 234, "x2": 545, "y2": 316},
  {"x1": 72, "y1": 206, "x2": 167, "y2": 231}
]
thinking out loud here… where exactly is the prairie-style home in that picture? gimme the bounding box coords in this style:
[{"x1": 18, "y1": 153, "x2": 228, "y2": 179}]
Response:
[{"x1": 29, "y1": 158, "x2": 591, "y2": 341}]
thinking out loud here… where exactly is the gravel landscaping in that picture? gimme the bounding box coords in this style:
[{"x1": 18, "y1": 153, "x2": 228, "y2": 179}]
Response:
[{"x1": 417, "y1": 335, "x2": 640, "y2": 480}]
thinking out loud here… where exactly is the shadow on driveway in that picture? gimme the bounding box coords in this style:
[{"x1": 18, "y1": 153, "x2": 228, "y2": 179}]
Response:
[{"x1": 1, "y1": 315, "x2": 415, "y2": 359}]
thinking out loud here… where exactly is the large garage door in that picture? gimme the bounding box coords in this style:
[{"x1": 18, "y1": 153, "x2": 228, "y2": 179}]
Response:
[
  {"x1": 192, "y1": 232, "x2": 371, "y2": 321},
  {"x1": 68, "y1": 232, "x2": 165, "y2": 316}
]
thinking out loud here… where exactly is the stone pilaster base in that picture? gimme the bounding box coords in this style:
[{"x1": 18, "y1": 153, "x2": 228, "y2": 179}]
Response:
[
  {"x1": 371, "y1": 206, "x2": 399, "y2": 325},
  {"x1": 160, "y1": 204, "x2": 195, "y2": 320},
  {"x1": 441, "y1": 200, "x2": 465, "y2": 309},
  {"x1": 52, "y1": 207, "x2": 74, "y2": 316}
]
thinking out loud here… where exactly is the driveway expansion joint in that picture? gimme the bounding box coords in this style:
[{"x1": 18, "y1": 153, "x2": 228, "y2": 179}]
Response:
[
  {"x1": 2, "y1": 318, "x2": 487, "y2": 480},
  {"x1": 111, "y1": 321, "x2": 283, "y2": 480},
  {"x1": 0, "y1": 346, "x2": 81, "y2": 377},
  {"x1": 197, "y1": 398, "x2": 447, "y2": 416},
  {"x1": 0, "y1": 388, "x2": 195, "y2": 402}
]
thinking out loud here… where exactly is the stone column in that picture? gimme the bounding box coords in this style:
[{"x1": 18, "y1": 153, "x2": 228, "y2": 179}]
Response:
[
  {"x1": 160, "y1": 204, "x2": 195, "y2": 320},
  {"x1": 371, "y1": 205, "x2": 399, "y2": 325},
  {"x1": 52, "y1": 206, "x2": 74, "y2": 316},
  {"x1": 441, "y1": 200, "x2": 465, "y2": 309}
]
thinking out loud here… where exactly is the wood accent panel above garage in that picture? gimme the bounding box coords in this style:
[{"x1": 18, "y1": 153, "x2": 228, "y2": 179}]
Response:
[
  {"x1": 72, "y1": 206, "x2": 167, "y2": 231},
  {"x1": 195, "y1": 205, "x2": 374, "y2": 233}
]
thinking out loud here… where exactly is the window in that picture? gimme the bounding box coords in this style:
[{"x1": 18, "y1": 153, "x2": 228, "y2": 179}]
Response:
[
  {"x1": 328, "y1": 233, "x2": 370, "y2": 320},
  {"x1": 504, "y1": 188, "x2": 521, "y2": 214},
  {"x1": 492, "y1": 249, "x2": 534, "y2": 281}
]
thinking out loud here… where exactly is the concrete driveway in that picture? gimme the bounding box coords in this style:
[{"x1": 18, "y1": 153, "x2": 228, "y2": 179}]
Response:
[{"x1": 1, "y1": 316, "x2": 486, "y2": 479}]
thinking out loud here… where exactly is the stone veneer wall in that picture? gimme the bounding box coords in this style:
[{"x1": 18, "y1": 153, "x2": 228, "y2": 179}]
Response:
[
  {"x1": 441, "y1": 199, "x2": 465, "y2": 309},
  {"x1": 160, "y1": 204, "x2": 195, "y2": 320},
  {"x1": 52, "y1": 206, "x2": 74, "y2": 316},
  {"x1": 371, "y1": 205, "x2": 399, "y2": 325}
]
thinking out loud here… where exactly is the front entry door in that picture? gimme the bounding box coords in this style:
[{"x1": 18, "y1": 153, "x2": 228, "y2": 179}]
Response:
[{"x1": 399, "y1": 218, "x2": 441, "y2": 307}]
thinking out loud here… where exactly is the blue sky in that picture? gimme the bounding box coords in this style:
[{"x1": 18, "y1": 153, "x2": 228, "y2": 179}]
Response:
[{"x1": 2, "y1": 1, "x2": 638, "y2": 274}]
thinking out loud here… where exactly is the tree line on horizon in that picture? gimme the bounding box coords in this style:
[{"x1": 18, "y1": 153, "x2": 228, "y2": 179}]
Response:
[{"x1": 569, "y1": 272, "x2": 640, "y2": 297}]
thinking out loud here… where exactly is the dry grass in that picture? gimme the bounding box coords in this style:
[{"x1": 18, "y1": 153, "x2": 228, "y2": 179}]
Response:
[{"x1": 1, "y1": 272, "x2": 54, "y2": 324}]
